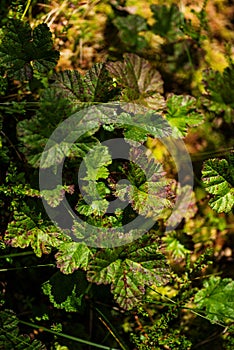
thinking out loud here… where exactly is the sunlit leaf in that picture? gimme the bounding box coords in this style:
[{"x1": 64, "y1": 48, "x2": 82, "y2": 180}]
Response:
[
  {"x1": 55, "y1": 242, "x2": 92, "y2": 274},
  {"x1": 194, "y1": 276, "x2": 234, "y2": 323},
  {"x1": 202, "y1": 155, "x2": 234, "y2": 213},
  {"x1": 116, "y1": 111, "x2": 172, "y2": 144},
  {"x1": 87, "y1": 235, "x2": 169, "y2": 309},
  {"x1": 5, "y1": 207, "x2": 66, "y2": 257},
  {"x1": 166, "y1": 94, "x2": 203, "y2": 137},
  {"x1": 82, "y1": 144, "x2": 112, "y2": 181}
]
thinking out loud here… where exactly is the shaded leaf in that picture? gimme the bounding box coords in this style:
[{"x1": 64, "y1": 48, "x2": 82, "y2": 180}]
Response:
[
  {"x1": 106, "y1": 53, "x2": 164, "y2": 105},
  {"x1": 51, "y1": 70, "x2": 86, "y2": 102},
  {"x1": 202, "y1": 64, "x2": 234, "y2": 123},
  {"x1": 0, "y1": 309, "x2": 46, "y2": 349},
  {"x1": 113, "y1": 14, "x2": 148, "y2": 50},
  {"x1": 0, "y1": 19, "x2": 59, "y2": 80},
  {"x1": 150, "y1": 4, "x2": 184, "y2": 40},
  {"x1": 83, "y1": 63, "x2": 117, "y2": 102},
  {"x1": 42, "y1": 271, "x2": 88, "y2": 312},
  {"x1": 52, "y1": 63, "x2": 116, "y2": 103},
  {"x1": 17, "y1": 89, "x2": 73, "y2": 167}
]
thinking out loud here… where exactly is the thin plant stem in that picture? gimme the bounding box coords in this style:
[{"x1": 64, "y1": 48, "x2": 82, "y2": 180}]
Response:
[{"x1": 21, "y1": 0, "x2": 32, "y2": 20}]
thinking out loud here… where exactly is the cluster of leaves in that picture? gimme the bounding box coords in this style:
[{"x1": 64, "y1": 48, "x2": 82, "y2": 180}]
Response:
[
  {"x1": 0, "y1": 2, "x2": 234, "y2": 349},
  {"x1": 0, "y1": 309, "x2": 46, "y2": 350},
  {"x1": 107, "y1": 1, "x2": 208, "y2": 92}
]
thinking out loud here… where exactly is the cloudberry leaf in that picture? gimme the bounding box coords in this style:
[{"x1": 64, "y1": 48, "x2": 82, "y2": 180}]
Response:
[
  {"x1": 52, "y1": 63, "x2": 116, "y2": 103},
  {"x1": 4, "y1": 206, "x2": 66, "y2": 257},
  {"x1": 202, "y1": 155, "x2": 234, "y2": 213},
  {"x1": 55, "y1": 242, "x2": 92, "y2": 274},
  {"x1": 81, "y1": 144, "x2": 112, "y2": 181},
  {"x1": 42, "y1": 271, "x2": 88, "y2": 312},
  {"x1": 194, "y1": 276, "x2": 234, "y2": 323},
  {"x1": 150, "y1": 3, "x2": 184, "y2": 40},
  {"x1": 202, "y1": 64, "x2": 234, "y2": 123},
  {"x1": 106, "y1": 53, "x2": 165, "y2": 109},
  {"x1": 166, "y1": 94, "x2": 203, "y2": 137},
  {"x1": 0, "y1": 19, "x2": 59, "y2": 80},
  {"x1": 87, "y1": 235, "x2": 169, "y2": 310},
  {"x1": 116, "y1": 147, "x2": 175, "y2": 219},
  {"x1": 116, "y1": 111, "x2": 172, "y2": 143},
  {"x1": 113, "y1": 14, "x2": 148, "y2": 50}
]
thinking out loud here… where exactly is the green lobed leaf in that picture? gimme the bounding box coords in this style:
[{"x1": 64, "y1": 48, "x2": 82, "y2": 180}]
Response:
[
  {"x1": 150, "y1": 3, "x2": 184, "y2": 40},
  {"x1": 106, "y1": 53, "x2": 165, "y2": 107},
  {"x1": 4, "y1": 206, "x2": 67, "y2": 257},
  {"x1": 116, "y1": 111, "x2": 172, "y2": 144},
  {"x1": 41, "y1": 185, "x2": 74, "y2": 208},
  {"x1": 55, "y1": 242, "x2": 92, "y2": 274},
  {"x1": 166, "y1": 94, "x2": 203, "y2": 137},
  {"x1": 83, "y1": 62, "x2": 118, "y2": 102},
  {"x1": 51, "y1": 70, "x2": 86, "y2": 102},
  {"x1": 0, "y1": 19, "x2": 59, "y2": 80},
  {"x1": 42, "y1": 271, "x2": 88, "y2": 312},
  {"x1": 87, "y1": 235, "x2": 169, "y2": 310},
  {"x1": 194, "y1": 276, "x2": 234, "y2": 323},
  {"x1": 113, "y1": 14, "x2": 148, "y2": 50},
  {"x1": 52, "y1": 63, "x2": 116, "y2": 103},
  {"x1": 76, "y1": 198, "x2": 109, "y2": 217},
  {"x1": 202, "y1": 64, "x2": 234, "y2": 123},
  {"x1": 202, "y1": 155, "x2": 234, "y2": 213},
  {"x1": 17, "y1": 89, "x2": 73, "y2": 167},
  {"x1": 82, "y1": 144, "x2": 112, "y2": 181},
  {"x1": 162, "y1": 231, "x2": 191, "y2": 259},
  {"x1": 116, "y1": 147, "x2": 175, "y2": 218}
]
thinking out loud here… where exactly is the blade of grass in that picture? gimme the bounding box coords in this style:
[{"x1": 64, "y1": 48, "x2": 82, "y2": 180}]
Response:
[
  {"x1": 0, "y1": 251, "x2": 35, "y2": 259},
  {"x1": 21, "y1": 0, "x2": 32, "y2": 20},
  {"x1": 19, "y1": 320, "x2": 121, "y2": 350},
  {"x1": 96, "y1": 307, "x2": 129, "y2": 350},
  {"x1": 0, "y1": 264, "x2": 55, "y2": 272}
]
